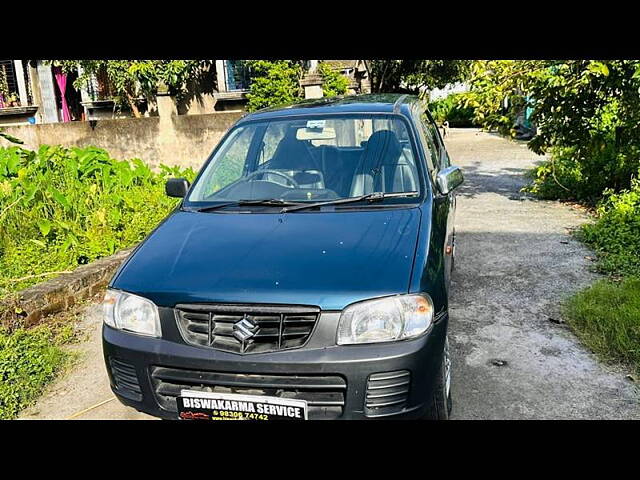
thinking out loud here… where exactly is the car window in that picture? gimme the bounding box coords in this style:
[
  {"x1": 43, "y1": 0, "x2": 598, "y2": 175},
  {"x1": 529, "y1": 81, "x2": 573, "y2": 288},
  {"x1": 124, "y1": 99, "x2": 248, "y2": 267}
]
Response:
[
  {"x1": 412, "y1": 111, "x2": 436, "y2": 178},
  {"x1": 419, "y1": 112, "x2": 441, "y2": 171},
  {"x1": 191, "y1": 126, "x2": 256, "y2": 198},
  {"x1": 423, "y1": 109, "x2": 452, "y2": 169}
]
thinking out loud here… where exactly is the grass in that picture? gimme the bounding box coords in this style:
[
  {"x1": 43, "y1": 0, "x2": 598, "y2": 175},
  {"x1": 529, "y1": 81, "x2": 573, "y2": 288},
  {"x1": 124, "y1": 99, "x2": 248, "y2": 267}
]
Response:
[
  {"x1": 564, "y1": 276, "x2": 640, "y2": 375},
  {"x1": 0, "y1": 321, "x2": 77, "y2": 419}
]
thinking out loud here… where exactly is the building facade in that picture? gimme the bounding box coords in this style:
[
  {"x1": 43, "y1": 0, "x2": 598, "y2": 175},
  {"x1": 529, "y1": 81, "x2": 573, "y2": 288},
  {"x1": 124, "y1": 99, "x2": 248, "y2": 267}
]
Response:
[{"x1": 0, "y1": 60, "x2": 371, "y2": 126}]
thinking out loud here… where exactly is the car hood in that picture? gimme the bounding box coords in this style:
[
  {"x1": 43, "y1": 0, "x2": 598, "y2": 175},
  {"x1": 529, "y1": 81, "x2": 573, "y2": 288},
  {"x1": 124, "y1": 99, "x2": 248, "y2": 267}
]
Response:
[{"x1": 112, "y1": 208, "x2": 422, "y2": 310}]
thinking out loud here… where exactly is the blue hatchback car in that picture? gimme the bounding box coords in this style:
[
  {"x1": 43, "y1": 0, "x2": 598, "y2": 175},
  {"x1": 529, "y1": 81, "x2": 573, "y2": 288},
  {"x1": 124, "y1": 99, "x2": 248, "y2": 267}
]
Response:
[{"x1": 102, "y1": 94, "x2": 464, "y2": 420}]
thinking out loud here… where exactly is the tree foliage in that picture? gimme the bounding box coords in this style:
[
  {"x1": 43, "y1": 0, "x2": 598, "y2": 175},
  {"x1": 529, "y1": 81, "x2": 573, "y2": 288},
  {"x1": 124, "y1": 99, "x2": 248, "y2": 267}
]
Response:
[
  {"x1": 462, "y1": 60, "x2": 541, "y2": 134},
  {"x1": 365, "y1": 60, "x2": 470, "y2": 94},
  {"x1": 465, "y1": 60, "x2": 640, "y2": 200},
  {"x1": 465, "y1": 59, "x2": 640, "y2": 281}
]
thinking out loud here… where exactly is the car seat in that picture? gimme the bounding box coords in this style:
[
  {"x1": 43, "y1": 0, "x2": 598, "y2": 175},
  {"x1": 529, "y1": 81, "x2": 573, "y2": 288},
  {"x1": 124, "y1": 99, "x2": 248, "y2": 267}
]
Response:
[{"x1": 349, "y1": 130, "x2": 418, "y2": 196}]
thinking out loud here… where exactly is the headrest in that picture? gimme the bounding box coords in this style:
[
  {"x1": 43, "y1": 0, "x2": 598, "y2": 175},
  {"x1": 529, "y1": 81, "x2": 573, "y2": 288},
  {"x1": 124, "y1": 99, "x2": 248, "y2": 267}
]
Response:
[{"x1": 363, "y1": 130, "x2": 402, "y2": 163}]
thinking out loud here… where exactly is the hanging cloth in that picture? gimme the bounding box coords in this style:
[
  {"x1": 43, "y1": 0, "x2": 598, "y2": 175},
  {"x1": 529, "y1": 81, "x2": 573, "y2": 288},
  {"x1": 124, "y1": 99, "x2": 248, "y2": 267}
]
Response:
[{"x1": 52, "y1": 66, "x2": 71, "y2": 122}]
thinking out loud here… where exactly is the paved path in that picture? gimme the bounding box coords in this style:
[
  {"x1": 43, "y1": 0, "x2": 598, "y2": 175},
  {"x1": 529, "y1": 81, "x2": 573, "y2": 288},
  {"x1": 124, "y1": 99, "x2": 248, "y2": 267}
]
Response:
[
  {"x1": 20, "y1": 305, "x2": 152, "y2": 420},
  {"x1": 21, "y1": 128, "x2": 639, "y2": 420}
]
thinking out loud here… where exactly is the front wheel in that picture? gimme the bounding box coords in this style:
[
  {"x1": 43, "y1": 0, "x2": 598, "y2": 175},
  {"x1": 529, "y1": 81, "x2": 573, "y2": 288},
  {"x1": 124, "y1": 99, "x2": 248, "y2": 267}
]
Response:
[{"x1": 423, "y1": 335, "x2": 452, "y2": 420}]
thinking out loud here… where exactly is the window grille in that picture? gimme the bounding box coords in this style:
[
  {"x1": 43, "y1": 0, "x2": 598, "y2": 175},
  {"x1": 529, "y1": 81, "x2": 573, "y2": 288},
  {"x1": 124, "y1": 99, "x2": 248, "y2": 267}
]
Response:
[{"x1": 223, "y1": 60, "x2": 251, "y2": 91}]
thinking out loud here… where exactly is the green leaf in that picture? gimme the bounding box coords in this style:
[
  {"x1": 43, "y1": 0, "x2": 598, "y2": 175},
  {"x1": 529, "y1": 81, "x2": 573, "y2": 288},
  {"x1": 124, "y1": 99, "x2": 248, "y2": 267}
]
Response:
[
  {"x1": 50, "y1": 188, "x2": 70, "y2": 210},
  {"x1": 587, "y1": 61, "x2": 609, "y2": 77},
  {"x1": 37, "y1": 219, "x2": 52, "y2": 237}
]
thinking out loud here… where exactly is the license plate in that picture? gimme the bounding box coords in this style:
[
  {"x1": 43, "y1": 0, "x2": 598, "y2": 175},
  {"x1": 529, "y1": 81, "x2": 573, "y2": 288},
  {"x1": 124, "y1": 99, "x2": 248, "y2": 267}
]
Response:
[{"x1": 177, "y1": 390, "x2": 308, "y2": 421}]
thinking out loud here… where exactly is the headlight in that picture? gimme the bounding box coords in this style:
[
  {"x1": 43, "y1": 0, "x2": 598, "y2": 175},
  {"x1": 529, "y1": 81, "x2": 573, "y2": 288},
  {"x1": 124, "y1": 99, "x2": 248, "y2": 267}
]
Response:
[
  {"x1": 103, "y1": 289, "x2": 161, "y2": 337},
  {"x1": 337, "y1": 294, "x2": 434, "y2": 345}
]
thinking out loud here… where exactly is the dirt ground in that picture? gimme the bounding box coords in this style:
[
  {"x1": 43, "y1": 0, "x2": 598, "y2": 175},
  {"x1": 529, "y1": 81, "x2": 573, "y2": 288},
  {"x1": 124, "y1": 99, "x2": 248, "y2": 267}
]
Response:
[
  {"x1": 20, "y1": 128, "x2": 639, "y2": 420},
  {"x1": 20, "y1": 303, "x2": 152, "y2": 420}
]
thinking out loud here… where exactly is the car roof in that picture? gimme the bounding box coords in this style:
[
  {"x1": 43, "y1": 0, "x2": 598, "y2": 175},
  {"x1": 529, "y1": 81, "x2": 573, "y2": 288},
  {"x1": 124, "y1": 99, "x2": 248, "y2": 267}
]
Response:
[{"x1": 239, "y1": 93, "x2": 422, "y2": 122}]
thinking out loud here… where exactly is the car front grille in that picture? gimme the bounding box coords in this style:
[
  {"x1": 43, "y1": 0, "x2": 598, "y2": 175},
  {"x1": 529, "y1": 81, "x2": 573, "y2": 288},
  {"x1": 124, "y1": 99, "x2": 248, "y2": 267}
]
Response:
[
  {"x1": 175, "y1": 303, "x2": 320, "y2": 354},
  {"x1": 150, "y1": 366, "x2": 347, "y2": 419},
  {"x1": 365, "y1": 370, "x2": 410, "y2": 417}
]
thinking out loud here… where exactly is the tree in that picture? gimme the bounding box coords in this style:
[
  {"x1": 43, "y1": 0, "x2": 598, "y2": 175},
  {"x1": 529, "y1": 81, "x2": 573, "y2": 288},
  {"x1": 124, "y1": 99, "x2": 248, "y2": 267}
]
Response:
[
  {"x1": 364, "y1": 60, "x2": 471, "y2": 95},
  {"x1": 461, "y1": 60, "x2": 543, "y2": 134},
  {"x1": 527, "y1": 60, "x2": 640, "y2": 197},
  {"x1": 51, "y1": 60, "x2": 214, "y2": 118},
  {"x1": 465, "y1": 60, "x2": 640, "y2": 200}
]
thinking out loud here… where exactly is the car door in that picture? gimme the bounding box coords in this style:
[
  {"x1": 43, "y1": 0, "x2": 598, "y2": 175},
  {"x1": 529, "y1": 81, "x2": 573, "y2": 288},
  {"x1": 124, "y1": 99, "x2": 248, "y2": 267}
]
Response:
[{"x1": 415, "y1": 106, "x2": 456, "y2": 291}]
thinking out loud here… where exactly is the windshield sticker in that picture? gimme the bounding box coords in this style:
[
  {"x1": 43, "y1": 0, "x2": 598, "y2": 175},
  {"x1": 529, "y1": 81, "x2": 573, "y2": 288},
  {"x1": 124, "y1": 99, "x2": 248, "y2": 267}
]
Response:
[{"x1": 306, "y1": 120, "x2": 326, "y2": 129}]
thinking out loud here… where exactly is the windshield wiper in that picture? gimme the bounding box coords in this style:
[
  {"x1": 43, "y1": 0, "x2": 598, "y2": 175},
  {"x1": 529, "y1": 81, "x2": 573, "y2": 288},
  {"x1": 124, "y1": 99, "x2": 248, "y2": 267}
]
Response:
[
  {"x1": 280, "y1": 191, "x2": 419, "y2": 213},
  {"x1": 191, "y1": 199, "x2": 305, "y2": 213}
]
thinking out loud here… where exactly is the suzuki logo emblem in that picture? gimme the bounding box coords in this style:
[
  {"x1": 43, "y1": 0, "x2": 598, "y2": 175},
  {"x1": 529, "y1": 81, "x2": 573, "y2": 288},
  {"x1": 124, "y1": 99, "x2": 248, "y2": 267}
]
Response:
[{"x1": 232, "y1": 315, "x2": 259, "y2": 342}]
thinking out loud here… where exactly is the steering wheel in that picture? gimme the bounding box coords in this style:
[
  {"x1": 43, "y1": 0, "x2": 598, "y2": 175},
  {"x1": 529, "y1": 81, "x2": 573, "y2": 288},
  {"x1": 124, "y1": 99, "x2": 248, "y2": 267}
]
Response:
[{"x1": 244, "y1": 169, "x2": 300, "y2": 188}]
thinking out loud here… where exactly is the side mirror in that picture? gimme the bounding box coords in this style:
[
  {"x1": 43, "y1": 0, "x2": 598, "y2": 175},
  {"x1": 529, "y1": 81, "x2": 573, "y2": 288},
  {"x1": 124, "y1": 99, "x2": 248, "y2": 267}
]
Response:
[
  {"x1": 165, "y1": 178, "x2": 190, "y2": 198},
  {"x1": 436, "y1": 166, "x2": 464, "y2": 195}
]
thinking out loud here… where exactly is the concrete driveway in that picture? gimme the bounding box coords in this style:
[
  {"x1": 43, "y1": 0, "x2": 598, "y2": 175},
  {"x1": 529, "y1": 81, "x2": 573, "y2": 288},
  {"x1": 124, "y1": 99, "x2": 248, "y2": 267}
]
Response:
[
  {"x1": 446, "y1": 128, "x2": 638, "y2": 419},
  {"x1": 21, "y1": 128, "x2": 639, "y2": 420}
]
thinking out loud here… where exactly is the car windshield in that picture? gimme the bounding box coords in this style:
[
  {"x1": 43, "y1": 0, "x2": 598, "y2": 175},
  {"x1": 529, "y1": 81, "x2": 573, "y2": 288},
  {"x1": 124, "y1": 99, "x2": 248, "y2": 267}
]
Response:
[{"x1": 186, "y1": 114, "x2": 422, "y2": 208}]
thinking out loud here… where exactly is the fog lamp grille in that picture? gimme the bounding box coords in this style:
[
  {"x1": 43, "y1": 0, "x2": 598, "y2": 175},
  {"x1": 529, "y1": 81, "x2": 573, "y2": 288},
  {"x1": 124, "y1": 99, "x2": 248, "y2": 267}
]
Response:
[
  {"x1": 365, "y1": 370, "x2": 410, "y2": 417},
  {"x1": 110, "y1": 358, "x2": 143, "y2": 401}
]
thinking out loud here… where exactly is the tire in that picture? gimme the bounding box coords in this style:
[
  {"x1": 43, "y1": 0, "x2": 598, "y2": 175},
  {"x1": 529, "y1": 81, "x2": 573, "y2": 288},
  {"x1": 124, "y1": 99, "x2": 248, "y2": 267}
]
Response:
[{"x1": 423, "y1": 335, "x2": 452, "y2": 420}]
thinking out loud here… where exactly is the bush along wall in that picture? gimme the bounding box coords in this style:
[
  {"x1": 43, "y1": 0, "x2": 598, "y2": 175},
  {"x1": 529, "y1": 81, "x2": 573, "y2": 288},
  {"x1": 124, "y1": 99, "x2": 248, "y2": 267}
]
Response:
[{"x1": 0, "y1": 144, "x2": 196, "y2": 298}]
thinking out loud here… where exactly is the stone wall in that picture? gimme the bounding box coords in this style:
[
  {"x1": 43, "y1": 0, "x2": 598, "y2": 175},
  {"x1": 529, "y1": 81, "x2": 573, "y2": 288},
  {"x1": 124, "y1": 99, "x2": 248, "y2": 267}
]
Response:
[
  {"x1": 0, "y1": 249, "x2": 133, "y2": 330},
  {"x1": 1, "y1": 111, "x2": 244, "y2": 170}
]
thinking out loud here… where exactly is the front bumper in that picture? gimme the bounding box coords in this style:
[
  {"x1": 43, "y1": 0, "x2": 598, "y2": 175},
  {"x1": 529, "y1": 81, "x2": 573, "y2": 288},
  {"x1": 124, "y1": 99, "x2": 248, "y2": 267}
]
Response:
[{"x1": 102, "y1": 312, "x2": 448, "y2": 420}]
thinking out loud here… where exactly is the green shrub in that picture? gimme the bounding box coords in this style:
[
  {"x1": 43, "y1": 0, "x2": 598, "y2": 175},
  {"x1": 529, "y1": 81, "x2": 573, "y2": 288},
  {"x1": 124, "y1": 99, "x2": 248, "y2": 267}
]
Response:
[
  {"x1": 0, "y1": 324, "x2": 71, "y2": 419},
  {"x1": 317, "y1": 62, "x2": 349, "y2": 98},
  {"x1": 0, "y1": 144, "x2": 195, "y2": 296},
  {"x1": 577, "y1": 178, "x2": 640, "y2": 277},
  {"x1": 526, "y1": 136, "x2": 640, "y2": 205},
  {"x1": 428, "y1": 93, "x2": 477, "y2": 128},
  {"x1": 564, "y1": 277, "x2": 640, "y2": 374},
  {"x1": 525, "y1": 147, "x2": 594, "y2": 202},
  {"x1": 245, "y1": 61, "x2": 303, "y2": 112},
  {"x1": 528, "y1": 157, "x2": 640, "y2": 277}
]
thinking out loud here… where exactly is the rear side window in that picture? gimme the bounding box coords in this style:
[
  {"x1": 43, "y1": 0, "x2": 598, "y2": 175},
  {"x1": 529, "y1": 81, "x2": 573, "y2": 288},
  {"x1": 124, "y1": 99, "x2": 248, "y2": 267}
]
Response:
[{"x1": 419, "y1": 112, "x2": 441, "y2": 171}]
